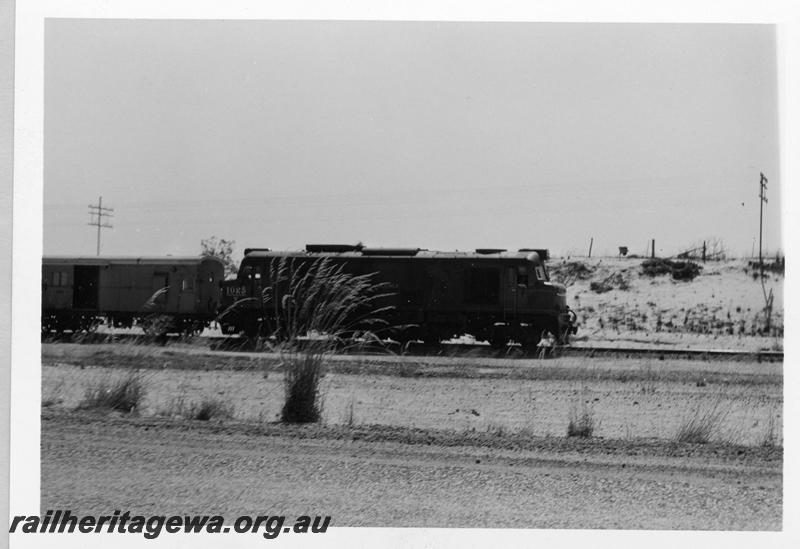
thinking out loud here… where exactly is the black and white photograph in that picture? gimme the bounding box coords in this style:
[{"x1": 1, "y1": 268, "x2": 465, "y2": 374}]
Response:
[{"x1": 6, "y1": 1, "x2": 800, "y2": 546}]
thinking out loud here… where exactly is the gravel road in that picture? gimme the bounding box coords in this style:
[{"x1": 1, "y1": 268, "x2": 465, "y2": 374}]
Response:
[{"x1": 41, "y1": 410, "x2": 782, "y2": 530}]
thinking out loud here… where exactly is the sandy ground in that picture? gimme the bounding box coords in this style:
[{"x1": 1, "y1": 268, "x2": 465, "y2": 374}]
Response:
[
  {"x1": 40, "y1": 343, "x2": 783, "y2": 530},
  {"x1": 549, "y1": 257, "x2": 784, "y2": 351},
  {"x1": 41, "y1": 410, "x2": 782, "y2": 530},
  {"x1": 42, "y1": 361, "x2": 782, "y2": 446}
]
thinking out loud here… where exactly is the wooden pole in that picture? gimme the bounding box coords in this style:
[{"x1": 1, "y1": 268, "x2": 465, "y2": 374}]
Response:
[{"x1": 588, "y1": 237, "x2": 593, "y2": 258}]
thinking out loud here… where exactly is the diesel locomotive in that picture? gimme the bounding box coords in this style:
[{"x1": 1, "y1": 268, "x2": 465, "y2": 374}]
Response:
[
  {"x1": 41, "y1": 256, "x2": 225, "y2": 335},
  {"x1": 219, "y1": 245, "x2": 578, "y2": 347}
]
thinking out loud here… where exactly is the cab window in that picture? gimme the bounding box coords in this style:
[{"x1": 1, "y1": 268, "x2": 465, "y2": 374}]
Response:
[
  {"x1": 534, "y1": 266, "x2": 546, "y2": 281},
  {"x1": 517, "y1": 266, "x2": 529, "y2": 287}
]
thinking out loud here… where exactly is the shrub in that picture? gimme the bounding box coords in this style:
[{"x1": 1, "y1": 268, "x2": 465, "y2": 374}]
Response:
[
  {"x1": 641, "y1": 259, "x2": 702, "y2": 280},
  {"x1": 79, "y1": 371, "x2": 146, "y2": 413},
  {"x1": 589, "y1": 271, "x2": 629, "y2": 293},
  {"x1": 549, "y1": 261, "x2": 595, "y2": 286}
]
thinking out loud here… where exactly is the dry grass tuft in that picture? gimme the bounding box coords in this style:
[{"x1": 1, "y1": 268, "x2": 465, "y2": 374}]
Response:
[
  {"x1": 342, "y1": 395, "x2": 357, "y2": 427},
  {"x1": 79, "y1": 371, "x2": 146, "y2": 413},
  {"x1": 675, "y1": 393, "x2": 732, "y2": 444},
  {"x1": 42, "y1": 380, "x2": 65, "y2": 408},
  {"x1": 567, "y1": 399, "x2": 597, "y2": 438},
  {"x1": 158, "y1": 395, "x2": 234, "y2": 421},
  {"x1": 760, "y1": 407, "x2": 779, "y2": 448}
]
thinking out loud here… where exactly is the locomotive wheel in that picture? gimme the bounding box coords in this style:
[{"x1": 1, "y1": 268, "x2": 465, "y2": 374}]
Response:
[
  {"x1": 181, "y1": 321, "x2": 203, "y2": 337},
  {"x1": 79, "y1": 317, "x2": 101, "y2": 333},
  {"x1": 549, "y1": 324, "x2": 570, "y2": 345},
  {"x1": 488, "y1": 325, "x2": 508, "y2": 349},
  {"x1": 518, "y1": 329, "x2": 543, "y2": 350}
]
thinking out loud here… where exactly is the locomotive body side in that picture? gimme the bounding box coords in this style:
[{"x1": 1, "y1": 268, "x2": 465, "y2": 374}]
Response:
[
  {"x1": 41, "y1": 256, "x2": 224, "y2": 334},
  {"x1": 219, "y1": 247, "x2": 577, "y2": 346}
]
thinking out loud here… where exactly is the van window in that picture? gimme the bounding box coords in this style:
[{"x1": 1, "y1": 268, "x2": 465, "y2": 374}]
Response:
[{"x1": 51, "y1": 271, "x2": 68, "y2": 286}]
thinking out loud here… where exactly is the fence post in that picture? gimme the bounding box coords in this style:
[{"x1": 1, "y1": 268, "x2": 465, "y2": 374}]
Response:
[
  {"x1": 651, "y1": 239, "x2": 655, "y2": 259},
  {"x1": 588, "y1": 237, "x2": 593, "y2": 258}
]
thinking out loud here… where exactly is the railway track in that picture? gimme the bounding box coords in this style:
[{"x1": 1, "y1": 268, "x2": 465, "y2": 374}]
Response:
[{"x1": 41, "y1": 332, "x2": 784, "y2": 362}]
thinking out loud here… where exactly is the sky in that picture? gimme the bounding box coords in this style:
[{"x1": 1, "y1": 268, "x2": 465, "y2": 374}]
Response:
[{"x1": 43, "y1": 20, "x2": 781, "y2": 260}]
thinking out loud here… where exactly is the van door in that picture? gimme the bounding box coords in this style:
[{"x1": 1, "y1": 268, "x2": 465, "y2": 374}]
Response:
[
  {"x1": 149, "y1": 272, "x2": 170, "y2": 310},
  {"x1": 73, "y1": 266, "x2": 100, "y2": 310}
]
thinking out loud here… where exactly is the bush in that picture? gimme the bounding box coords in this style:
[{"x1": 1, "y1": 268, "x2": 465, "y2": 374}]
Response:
[
  {"x1": 589, "y1": 272, "x2": 629, "y2": 293},
  {"x1": 549, "y1": 261, "x2": 595, "y2": 286},
  {"x1": 641, "y1": 259, "x2": 702, "y2": 280},
  {"x1": 79, "y1": 371, "x2": 146, "y2": 413}
]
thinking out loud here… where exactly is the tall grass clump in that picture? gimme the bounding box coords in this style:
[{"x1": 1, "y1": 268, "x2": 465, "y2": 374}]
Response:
[
  {"x1": 675, "y1": 393, "x2": 732, "y2": 444},
  {"x1": 227, "y1": 257, "x2": 394, "y2": 423},
  {"x1": 79, "y1": 370, "x2": 146, "y2": 413},
  {"x1": 567, "y1": 402, "x2": 596, "y2": 438}
]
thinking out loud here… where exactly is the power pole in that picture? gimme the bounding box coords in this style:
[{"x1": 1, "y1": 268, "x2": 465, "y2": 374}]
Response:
[
  {"x1": 88, "y1": 196, "x2": 113, "y2": 256},
  {"x1": 758, "y1": 173, "x2": 768, "y2": 276}
]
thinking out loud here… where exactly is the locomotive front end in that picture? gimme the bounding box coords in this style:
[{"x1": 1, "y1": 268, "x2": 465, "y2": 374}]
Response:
[{"x1": 523, "y1": 250, "x2": 578, "y2": 343}]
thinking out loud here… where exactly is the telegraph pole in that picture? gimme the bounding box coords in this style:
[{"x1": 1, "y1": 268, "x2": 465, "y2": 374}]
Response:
[
  {"x1": 758, "y1": 173, "x2": 768, "y2": 276},
  {"x1": 88, "y1": 196, "x2": 113, "y2": 256}
]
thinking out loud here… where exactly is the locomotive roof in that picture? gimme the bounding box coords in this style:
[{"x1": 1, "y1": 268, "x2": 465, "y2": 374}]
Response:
[
  {"x1": 43, "y1": 255, "x2": 221, "y2": 266},
  {"x1": 243, "y1": 250, "x2": 546, "y2": 261}
]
